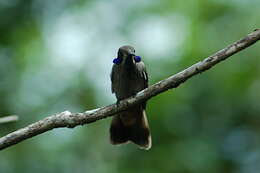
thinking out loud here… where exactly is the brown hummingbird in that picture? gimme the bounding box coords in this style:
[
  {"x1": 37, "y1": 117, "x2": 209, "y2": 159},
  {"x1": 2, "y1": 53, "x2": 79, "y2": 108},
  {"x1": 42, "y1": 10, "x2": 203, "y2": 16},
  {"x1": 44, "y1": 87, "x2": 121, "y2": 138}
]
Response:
[{"x1": 110, "y1": 45, "x2": 151, "y2": 150}]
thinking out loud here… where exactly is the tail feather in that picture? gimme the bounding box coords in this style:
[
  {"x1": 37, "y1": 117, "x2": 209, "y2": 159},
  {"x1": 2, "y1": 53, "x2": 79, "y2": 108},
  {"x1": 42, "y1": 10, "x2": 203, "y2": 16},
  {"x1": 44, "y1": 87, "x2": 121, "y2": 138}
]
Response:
[
  {"x1": 110, "y1": 109, "x2": 151, "y2": 150},
  {"x1": 110, "y1": 115, "x2": 129, "y2": 145}
]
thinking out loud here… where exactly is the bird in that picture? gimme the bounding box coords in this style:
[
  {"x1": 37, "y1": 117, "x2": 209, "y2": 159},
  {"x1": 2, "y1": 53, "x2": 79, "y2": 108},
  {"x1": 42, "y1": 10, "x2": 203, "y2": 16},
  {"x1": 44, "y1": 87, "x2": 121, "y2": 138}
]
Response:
[{"x1": 109, "y1": 45, "x2": 151, "y2": 150}]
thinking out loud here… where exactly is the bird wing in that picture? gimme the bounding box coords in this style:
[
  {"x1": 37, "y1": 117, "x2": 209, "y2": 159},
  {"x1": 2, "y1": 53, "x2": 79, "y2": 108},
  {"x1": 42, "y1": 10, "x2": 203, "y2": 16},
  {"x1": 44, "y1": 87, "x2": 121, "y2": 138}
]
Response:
[
  {"x1": 136, "y1": 61, "x2": 149, "y2": 109},
  {"x1": 136, "y1": 61, "x2": 148, "y2": 89},
  {"x1": 111, "y1": 64, "x2": 117, "y2": 93}
]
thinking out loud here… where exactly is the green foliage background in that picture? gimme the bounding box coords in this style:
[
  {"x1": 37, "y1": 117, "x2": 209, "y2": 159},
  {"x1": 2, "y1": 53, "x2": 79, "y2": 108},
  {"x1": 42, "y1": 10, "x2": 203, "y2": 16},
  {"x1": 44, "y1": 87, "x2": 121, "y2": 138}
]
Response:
[{"x1": 0, "y1": 0, "x2": 260, "y2": 172}]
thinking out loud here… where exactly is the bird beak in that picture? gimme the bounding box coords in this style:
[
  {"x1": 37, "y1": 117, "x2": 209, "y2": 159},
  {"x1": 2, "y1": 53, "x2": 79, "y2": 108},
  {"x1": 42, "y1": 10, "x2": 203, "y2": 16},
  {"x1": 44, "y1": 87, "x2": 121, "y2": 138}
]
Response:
[
  {"x1": 125, "y1": 53, "x2": 135, "y2": 65},
  {"x1": 129, "y1": 54, "x2": 135, "y2": 63}
]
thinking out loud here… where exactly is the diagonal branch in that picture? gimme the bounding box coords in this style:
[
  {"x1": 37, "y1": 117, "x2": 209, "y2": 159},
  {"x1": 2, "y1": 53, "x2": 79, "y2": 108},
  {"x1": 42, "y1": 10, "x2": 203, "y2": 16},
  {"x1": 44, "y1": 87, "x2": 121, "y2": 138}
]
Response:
[{"x1": 0, "y1": 30, "x2": 260, "y2": 151}]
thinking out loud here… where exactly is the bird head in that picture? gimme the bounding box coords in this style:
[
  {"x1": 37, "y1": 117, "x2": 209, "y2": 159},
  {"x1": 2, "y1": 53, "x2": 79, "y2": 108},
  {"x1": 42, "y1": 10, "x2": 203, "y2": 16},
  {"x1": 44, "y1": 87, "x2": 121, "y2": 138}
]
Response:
[{"x1": 113, "y1": 45, "x2": 141, "y2": 65}]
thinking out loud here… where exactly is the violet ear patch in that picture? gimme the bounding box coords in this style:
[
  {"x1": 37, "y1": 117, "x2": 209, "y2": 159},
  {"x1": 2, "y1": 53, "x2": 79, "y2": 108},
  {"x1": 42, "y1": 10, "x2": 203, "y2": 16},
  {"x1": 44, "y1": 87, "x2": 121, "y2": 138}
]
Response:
[
  {"x1": 134, "y1": 56, "x2": 141, "y2": 62},
  {"x1": 113, "y1": 57, "x2": 122, "y2": 65}
]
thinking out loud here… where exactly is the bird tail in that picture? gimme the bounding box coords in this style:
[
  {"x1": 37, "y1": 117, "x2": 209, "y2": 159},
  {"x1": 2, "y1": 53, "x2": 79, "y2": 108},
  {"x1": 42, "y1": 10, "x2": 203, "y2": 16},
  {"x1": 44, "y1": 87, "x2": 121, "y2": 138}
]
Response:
[{"x1": 109, "y1": 108, "x2": 151, "y2": 150}]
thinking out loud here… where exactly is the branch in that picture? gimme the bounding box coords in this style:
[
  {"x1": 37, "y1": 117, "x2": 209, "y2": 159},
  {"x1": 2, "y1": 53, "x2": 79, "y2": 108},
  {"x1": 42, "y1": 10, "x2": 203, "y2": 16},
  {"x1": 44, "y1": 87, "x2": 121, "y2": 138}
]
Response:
[
  {"x1": 0, "y1": 30, "x2": 259, "y2": 151},
  {"x1": 0, "y1": 115, "x2": 19, "y2": 124}
]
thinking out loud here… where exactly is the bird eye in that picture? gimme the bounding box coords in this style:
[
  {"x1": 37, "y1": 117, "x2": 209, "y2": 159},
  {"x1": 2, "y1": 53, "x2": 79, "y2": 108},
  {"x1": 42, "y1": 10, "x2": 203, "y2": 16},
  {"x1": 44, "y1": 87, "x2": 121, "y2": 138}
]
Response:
[{"x1": 118, "y1": 51, "x2": 123, "y2": 57}]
